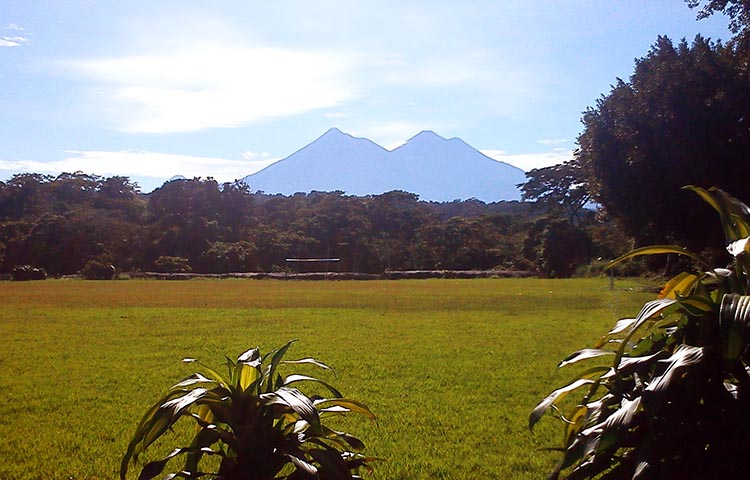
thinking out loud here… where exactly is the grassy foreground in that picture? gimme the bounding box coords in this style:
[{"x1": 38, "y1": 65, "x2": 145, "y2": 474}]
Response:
[{"x1": 0, "y1": 278, "x2": 653, "y2": 479}]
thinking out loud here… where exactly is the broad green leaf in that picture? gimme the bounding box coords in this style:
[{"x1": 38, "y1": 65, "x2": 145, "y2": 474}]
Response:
[
  {"x1": 261, "y1": 387, "x2": 321, "y2": 432},
  {"x1": 720, "y1": 293, "x2": 750, "y2": 359},
  {"x1": 594, "y1": 318, "x2": 636, "y2": 347},
  {"x1": 287, "y1": 451, "x2": 318, "y2": 476},
  {"x1": 613, "y1": 350, "x2": 669, "y2": 376},
  {"x1": 644, "y1": 345, "x2": 704, "y2": 395},
  {"x1": 264, "y1": 339, "x2": 296, "y2": 392},
  {"x1": 283, "y1": 374, "x2": 343, "y2": 398},
  {"x1": 558, "y1": 349, "x2": 615, "y2": 368},
  {"x1": 172, "y1": 373, "x2": 215, "y2": 389},
  {"x1": 237, "y1": 347, "x2": 260, "y2": 364},
  {"x1": 237, "y1": 362, "x2": 260, "y2": 391},
  {"x1": 727, "y1": 237, "x2": 750, "y2": 257},
  {"x1": 615, "y1": 298, "x2": 680, "y2": 362},
  {"x1": 283, "y1": 357, "x2": 333, "y2": 371},
  {"x1": 679, "y1": 295, "x2": 715, "y2": 316},
  {"x1": 314, "y1": 398, "x2": 376, "y2": 420},
  {"x1": 683, "y1": 185, "x2": 722, "y2": 215},
  {"x1": 659, "y1": 272, "x2": 698, "y2": 299},
  {"x1": 183, "y1": 359, "x2": 231, "y2": 388},
  {"x1": 563, "y1": 405, "x2": 590, "y2": 447},
  {"x1": 529, "y1": 378, "x2": 595, "y2": 431},
  {"x1": 137, "y1": 448, "x2": 186, "y2": 480}
]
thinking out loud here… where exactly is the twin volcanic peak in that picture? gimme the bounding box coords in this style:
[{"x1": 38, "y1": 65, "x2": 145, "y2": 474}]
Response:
[{"x1": 241, "y1": 128, "x2": 525, "y2": 202}]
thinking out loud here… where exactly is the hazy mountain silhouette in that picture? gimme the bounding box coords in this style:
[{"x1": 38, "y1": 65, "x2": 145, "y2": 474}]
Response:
[{"x1": 241, "y1": 128, "x2": 525, "y2": 202}]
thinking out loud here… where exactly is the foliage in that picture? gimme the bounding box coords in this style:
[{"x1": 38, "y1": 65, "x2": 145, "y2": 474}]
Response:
[
  {"x1": 11, "y1": 264, "x2": 47, "y2": 281},
  {"x1": 520, "y1": 161, "x2": 590, "y2": 225},
  {"x1": 80, "y1": 259, "x2": 116, "y2": 280},
  {"x1": 686, "y1": 0, "x2": 750, "y2": 37},
  {"x1": 2, "y1": 175, "x2": 570, "y2": 275},
  {"x1": 121, "y1": 340, "x2": 376, "y2": 480},
  {"x1": 530, "y1": 187, "x2": 750, "y2": 479},
  {"x1": 153, "y1": 255, "x2": 193, "y2": 273},
  {"x1": 575, "y1": 35, "x2": 750, "y2": 252},
  {"x1": 523, "y1": 219, "x2": 593, "y2": 278},
  {"x1": 2, "y1": 171, "x2": 622, "y2": 276}
]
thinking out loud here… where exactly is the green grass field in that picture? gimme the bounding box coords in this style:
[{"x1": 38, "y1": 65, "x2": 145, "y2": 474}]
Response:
[{"x1": 0, "y1": 278, "x2": 654, "y2": 479}]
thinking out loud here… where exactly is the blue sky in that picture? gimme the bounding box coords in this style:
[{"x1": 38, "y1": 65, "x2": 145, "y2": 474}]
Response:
[{"x1": 0, "y1": 1, "x2": 733, "y2": 192}]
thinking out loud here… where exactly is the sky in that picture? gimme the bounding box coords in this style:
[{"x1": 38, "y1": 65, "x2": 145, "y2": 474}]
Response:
[{"x1": 0, "y1": 1, "x2": 734, "y2": 192}]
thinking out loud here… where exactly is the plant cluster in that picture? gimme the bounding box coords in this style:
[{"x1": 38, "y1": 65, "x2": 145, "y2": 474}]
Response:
[
  {"x1": 531, "y1": 187, "x2": 750, "y2": 479},
  {"x1": 121, "y1": 340, "x2": 376, "y2": 480}
]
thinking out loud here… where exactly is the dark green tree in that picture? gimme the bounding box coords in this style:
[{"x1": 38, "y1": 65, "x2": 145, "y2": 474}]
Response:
[
  {"x1": 520, "y1": 160, "x2": 590, "y2": 225},
  {"x1": 576, "y1": 35, "x2": 750, "y2": 251},
  {"x1": 686, "y1": 0, "x2": 750, "y2": 38}
]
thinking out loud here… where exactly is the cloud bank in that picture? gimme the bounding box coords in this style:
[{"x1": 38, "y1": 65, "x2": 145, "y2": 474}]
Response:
[
  {"x1": 68, "y1": 44, "x2": 357, "y2": 134},
  {"x1": 0, "y1": 150, "x2": 278, "y2": 183}
]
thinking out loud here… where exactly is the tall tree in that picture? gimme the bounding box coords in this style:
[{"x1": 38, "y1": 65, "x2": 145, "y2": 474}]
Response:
[
  {"x1": 576, "y1": 35, "x2": 750, "y2": 251},
  {"x1": 519, "y1": 160, "x2": 590, "y2": 225},
  {"x1": 686, "y1": 0, "x2": 750, "y2": 39}
]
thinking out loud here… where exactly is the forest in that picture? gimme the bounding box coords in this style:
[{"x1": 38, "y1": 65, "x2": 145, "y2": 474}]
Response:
[{"x1": 0, "y1": 171, "x2": 630, "y2": 279}]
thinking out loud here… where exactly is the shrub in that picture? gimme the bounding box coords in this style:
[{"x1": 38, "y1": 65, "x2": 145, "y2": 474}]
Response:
[
  {"x1": 531, "y1": 187, "x2": 750, "y2": 479},
  {"x1": 12, "y1": 265, "x2": 47, "y2": 281},
  {"x1": 80, "y1": 259, "x2": 116, "y2": 280},
  {"x1": 121, "y1": 340, "x2": 376, "y2": 480},
  {"x1": 153, "y1": 255, "x2": 192, "y2": 273}
]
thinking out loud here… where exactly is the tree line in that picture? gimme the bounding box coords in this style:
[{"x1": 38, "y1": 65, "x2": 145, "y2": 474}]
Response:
[{"x1": 0, "y1": 172, "x2": 630, "y2": 278}]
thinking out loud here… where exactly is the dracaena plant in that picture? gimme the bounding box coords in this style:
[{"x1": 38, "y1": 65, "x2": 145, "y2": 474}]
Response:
[
  {"x1": 120, "y1": 340, "x2": 376, "y2": 480},
  {"x1": 530, "y1": 186, "x2": 750, "y2": 479}
]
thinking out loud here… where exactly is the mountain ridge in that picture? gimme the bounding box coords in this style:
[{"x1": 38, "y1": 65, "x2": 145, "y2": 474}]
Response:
[{"x1": 242, "y1": 128, "x2": 525, "y2": 202}]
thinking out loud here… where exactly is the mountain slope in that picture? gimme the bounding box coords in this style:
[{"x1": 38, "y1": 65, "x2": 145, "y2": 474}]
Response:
[{"x1": 242, "y1": 128, "x2": 525, "y2": 202}]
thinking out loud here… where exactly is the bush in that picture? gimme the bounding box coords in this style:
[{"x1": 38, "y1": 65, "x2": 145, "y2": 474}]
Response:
[
  {"x1": 153, "y1": 256, "x2": 192, "y2": 273},
  {"x1": 531, "y1": 187, "x2": 750, "y2": 478},
  {"x1": 12, "y1": 265, "x2": 47, "y2": 281},
  {"x1": 121, "y1": 340, "x2": 376, "y2": 480},
  {"x1": 80, "y1": 260, "x2": 116, "y2": 280}
]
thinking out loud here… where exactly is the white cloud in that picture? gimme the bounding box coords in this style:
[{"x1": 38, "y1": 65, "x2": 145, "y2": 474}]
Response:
[
  {"x1": 0, "y1": 36, "x2": 29, "y2": 47},
  {"x1": 1, "y1": 24, "x2": 29, "y2": 47},
  {"x1": 481, "y1": 149, "x2": 572, "y2": 172},
  {"x1": 538, "y1": 138, "x2": 568, "y2": 146},
  {"x1": 0, "y1": 150, "x2": 279, "y2": 183},
  {"x1": 67, "y1": 44, "x2": 357, "y2": 133}
]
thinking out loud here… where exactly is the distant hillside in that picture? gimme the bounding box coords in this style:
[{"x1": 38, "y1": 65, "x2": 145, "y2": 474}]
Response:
[{"x1": 241, "y1": 128, "x2": 525, "y2": 202}]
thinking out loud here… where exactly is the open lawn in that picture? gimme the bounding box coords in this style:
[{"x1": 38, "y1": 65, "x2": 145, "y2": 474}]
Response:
[{"x1": 0, "y1": 278, "x2": 654, "y2": 479}]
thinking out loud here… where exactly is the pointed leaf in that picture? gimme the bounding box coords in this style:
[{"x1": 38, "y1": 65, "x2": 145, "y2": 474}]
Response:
[
  {"x1": 529, "y1": 378, "x2": 595, "y2": 430},
  {"x1": 659, "y1": 272, "x2": 699, "y2": 299},
  {"x1": 283, "y1": 357, "x2": 333, "y2": 371},
  {"x1": 558, "y1": 349, "x2": 615, "y2": 368},
  {"x1": 261, "y1": 387, "x2": 321, "y2": 431},
  {"x1": 610, "y1": 318, "x2": 637, "y2": 337},
  {"x1": 171, "y1": 373, "x2": 216, "y2": 389},
  {"x1": 727, "y1": 237, "x2": 750, "y2": 258},
  {"x1": 137, "y1": 448, "x2": 186, "y2": 480},
  {"x1": 283, "y1": 374, "x2": 343, "y2": 398},
  {"x1": 605, "y1": 245, "x2": 710, "y2": 271},
  {"x1": 645, "y1": 345, "x2": 704, "y2": 394},
  {"x1": 314, "y1": 398, "x2": 376, "y2": 420},
  {"x1": 264, "y1": 339, "x2": 296, "y2": 392}
]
